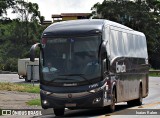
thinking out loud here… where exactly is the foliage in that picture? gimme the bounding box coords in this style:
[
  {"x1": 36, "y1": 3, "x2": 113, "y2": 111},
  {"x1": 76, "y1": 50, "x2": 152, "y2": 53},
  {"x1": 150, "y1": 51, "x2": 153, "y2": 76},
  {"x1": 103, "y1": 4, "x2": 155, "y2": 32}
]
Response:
[
  {"x1": 0, "y1": 0, "x2": 46, "y2": 71},
  {"x1": 91, "y1": 0, "x2": 160, "y2": 69},
  {"x1": 13, "y1": 0, "x2": 44, "y2": 23},
  {"x1": 0, "y1": 20, "x2": 45, "y2": 71},
  {"x1": 149, "y1": 72, "x2": 160, "y2": 77},
  {"x1": 0, "y1": 0, "x2": 16, "y2": 16}
]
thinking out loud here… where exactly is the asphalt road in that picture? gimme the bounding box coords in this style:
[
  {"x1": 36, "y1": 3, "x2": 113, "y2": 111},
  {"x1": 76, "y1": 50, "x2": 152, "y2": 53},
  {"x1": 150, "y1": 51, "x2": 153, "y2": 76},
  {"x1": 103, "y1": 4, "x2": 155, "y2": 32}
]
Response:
[
  {"x1": 0, "y1": 75, "x2": 160, "y2": 118},
  {"x1": 0, "y1": 74, "x2": 24, "y2": 83},
  {"x1": 0, "y1": 74, "x2": 39, "y2": 85}
]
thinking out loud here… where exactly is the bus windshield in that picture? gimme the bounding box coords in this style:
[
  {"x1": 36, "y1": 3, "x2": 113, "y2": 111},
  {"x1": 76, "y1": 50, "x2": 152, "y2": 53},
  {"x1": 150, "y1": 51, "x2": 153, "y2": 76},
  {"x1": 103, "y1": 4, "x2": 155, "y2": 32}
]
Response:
[{"x1": 41, "y1": 35, "x2": 101, "y2": 86}]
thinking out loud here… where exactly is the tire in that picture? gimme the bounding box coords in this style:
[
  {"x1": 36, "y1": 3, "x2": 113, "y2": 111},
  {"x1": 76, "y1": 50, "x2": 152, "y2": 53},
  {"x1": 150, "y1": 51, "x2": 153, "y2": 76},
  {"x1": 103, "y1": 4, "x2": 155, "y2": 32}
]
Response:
[
  {"x1": 127, "y1": 100, "x2": 134, "y2": 106},
  {"x1": 53, "y1": 108, "x2": 64, "y2": 116},
  {"x1": 135, "y1": 85, "x2": 143, "y2": 106},
  {"x1": 109, "y1": 88, "x2": 116, "y2": 112},
  {"x1": 127, "y1": 85, "x2": 142, "y2": 106}
]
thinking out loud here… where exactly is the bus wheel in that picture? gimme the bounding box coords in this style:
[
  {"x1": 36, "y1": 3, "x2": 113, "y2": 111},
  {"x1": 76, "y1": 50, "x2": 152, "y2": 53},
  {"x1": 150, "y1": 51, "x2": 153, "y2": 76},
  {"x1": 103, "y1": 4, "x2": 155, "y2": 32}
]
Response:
[
  {"x1": 109, "y1": 88, "x2": 116, "y2": 112},
  {"x1": 53, "y1": 108, "x2": 64, "y2": 116},
  {"x1": 127, "y1": 86, "x2": 143, "y2": 106},
  {"x1": 135, "y1": 86, "x2": 143, "y2": 105},
  {"x1": 127, "y1": 100, "x2": 134, "y2": 106}
]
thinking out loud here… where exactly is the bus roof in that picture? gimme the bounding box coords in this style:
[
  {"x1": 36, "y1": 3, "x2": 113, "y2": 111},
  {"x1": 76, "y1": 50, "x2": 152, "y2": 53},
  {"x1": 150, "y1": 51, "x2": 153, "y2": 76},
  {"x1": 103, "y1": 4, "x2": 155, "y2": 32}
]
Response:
[{"x1": 42, "y1": 19, "x2": 142, "y2": 37}]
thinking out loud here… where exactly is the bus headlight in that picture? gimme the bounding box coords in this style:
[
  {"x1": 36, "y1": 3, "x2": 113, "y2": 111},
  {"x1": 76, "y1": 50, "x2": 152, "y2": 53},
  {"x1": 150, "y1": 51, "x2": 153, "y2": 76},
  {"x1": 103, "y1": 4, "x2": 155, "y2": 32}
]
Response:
[
  {"x1": 93, "y1": 97, "x2": 101, "y2": 104},
  {"x1": 89, "y1": 88, "x2": 101, "y2": 93},
  {"x1": 43, "y1": 100, "x2": 48, "y2": 105},
  {"x1": 41, "y1": 89, "x2": 52, "y2": 95}
]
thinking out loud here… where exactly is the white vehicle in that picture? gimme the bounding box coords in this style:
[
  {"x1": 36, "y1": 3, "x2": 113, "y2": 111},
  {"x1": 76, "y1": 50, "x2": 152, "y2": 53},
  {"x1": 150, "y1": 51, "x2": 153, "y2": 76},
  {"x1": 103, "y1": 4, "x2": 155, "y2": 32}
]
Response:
[{"x1": 18, "y1": 58, "x2": 39, "y2": 82}]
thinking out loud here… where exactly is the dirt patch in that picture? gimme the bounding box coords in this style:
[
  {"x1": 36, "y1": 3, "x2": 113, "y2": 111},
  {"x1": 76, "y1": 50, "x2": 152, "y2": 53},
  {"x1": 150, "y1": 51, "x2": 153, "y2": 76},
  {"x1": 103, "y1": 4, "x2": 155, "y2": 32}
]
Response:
[{"x1": 0, "y1": 90, "x2": 41, "y2": 109}]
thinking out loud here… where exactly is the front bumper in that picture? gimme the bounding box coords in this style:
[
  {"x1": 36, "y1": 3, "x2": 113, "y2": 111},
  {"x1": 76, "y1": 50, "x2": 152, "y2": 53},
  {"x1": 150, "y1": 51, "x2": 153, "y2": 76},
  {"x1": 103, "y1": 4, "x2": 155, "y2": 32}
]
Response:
[{"x1": 40, "y1": 90, "x2": 104, "y2": 109}]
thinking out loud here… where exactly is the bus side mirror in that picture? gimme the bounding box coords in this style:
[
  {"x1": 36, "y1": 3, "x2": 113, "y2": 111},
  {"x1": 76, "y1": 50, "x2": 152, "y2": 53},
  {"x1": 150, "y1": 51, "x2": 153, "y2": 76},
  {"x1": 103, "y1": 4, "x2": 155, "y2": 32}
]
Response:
[
  {"x1": 103, "y1": 59, "x2": 107, "y2": 72},
  {"x1": 99, "y1": 41, "x2": 107, "y2": 60},
  {"x1": 30, "y1": 43, "x2": 41, "y2": 62}
]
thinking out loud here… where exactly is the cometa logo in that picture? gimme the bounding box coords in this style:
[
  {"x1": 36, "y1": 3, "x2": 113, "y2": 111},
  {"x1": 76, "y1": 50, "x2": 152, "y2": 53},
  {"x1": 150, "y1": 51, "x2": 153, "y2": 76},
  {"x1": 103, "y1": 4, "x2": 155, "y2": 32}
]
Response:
[{"x1": 116, "y1": 62, "x2": 126, "y2": 73}]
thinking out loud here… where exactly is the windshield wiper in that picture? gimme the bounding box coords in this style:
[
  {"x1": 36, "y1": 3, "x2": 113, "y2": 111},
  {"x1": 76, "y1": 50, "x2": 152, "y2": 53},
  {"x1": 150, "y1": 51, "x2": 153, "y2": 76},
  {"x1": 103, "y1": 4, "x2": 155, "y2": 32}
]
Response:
[
  {"x1": 59, "y1": 74, "x2": 91, "y2": 84},
  {"x1": 45, "y1": 77, "x2": 75, "y2": 83}
]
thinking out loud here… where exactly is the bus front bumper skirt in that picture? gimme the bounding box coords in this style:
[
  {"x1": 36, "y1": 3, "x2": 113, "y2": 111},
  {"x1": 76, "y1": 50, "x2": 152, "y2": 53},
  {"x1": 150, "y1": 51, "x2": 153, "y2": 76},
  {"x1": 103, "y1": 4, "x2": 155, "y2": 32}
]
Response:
[{"x1": 40, "y1": 90, "x2": 106, "y2": 109}]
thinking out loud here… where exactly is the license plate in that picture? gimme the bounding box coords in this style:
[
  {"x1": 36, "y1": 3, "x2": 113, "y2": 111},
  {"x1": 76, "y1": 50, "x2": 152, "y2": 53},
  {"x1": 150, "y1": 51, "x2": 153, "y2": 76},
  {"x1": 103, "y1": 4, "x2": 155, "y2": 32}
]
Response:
[{"x1": 65, "y1": 103, "x2": 76, "y2": 107}]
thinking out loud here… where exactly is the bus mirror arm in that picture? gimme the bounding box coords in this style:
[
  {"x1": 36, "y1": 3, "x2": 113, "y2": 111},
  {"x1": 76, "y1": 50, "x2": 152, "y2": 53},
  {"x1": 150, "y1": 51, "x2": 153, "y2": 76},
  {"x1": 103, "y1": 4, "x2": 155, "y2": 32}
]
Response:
[{"x1": 30, "y1": 43, "x2": 41, "y2": 62}]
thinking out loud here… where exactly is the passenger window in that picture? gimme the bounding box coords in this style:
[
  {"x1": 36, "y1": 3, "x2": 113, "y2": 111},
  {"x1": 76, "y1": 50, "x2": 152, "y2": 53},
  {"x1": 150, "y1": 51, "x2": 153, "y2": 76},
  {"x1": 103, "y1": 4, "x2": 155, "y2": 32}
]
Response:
[
  {"x1": 110, "y1": 30, "x2": 118, "y2": 59},
  {"x1": 122, "y1": 32, "x2": 128, "y2": 56},
  {"x1": 117, "y1": 31, "x2": 125, "y2": 56}
]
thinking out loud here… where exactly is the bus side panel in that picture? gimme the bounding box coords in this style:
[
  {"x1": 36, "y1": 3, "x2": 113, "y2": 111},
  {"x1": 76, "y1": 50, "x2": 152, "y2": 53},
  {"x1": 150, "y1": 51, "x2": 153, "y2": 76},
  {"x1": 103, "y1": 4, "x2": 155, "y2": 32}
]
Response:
[
  {"x1": 111, "y1": 57, "x2": 148, "y2": 103},
  {"x1": 108, "y1": 27, "x2": 149, "y2": 103},
  {"x1": 110, "y1": 58, "x2": 137, "y2": 102}
]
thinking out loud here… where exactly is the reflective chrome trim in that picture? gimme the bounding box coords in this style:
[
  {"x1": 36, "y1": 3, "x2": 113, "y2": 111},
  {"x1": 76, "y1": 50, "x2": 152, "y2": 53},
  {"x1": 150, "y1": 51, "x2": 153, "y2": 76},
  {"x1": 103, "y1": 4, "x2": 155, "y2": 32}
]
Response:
[{"x1": 50, "y1": 91, "x2": 92, "y2": 98}]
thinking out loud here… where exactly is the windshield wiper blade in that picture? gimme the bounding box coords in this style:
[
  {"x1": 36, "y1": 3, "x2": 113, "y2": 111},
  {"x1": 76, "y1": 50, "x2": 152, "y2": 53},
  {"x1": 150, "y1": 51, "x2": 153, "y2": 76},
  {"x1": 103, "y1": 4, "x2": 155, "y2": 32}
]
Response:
[
  {"x1": 59, "y1": 74, "x2": 84, "y2": 76},
  {"x1": 59, "y1": 74, "x2": 91, "y2": 84},
  {"x1": 46, "y1": 77, "x2": 75, "y2": 83}
]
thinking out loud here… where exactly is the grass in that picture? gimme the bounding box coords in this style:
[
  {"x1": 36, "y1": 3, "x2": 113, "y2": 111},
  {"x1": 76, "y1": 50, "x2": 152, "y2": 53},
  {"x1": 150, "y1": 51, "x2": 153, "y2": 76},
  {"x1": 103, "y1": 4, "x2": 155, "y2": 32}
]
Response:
[
  {"x1": 0, "y1": 82, "x2": 40, "y2": 93},
  {"x1": 0, "y1": 82, "x2": 41, "y2": 106},
  {"x1": 26, "y1": 99, "x2": 41, "y2": 106},
  {"x1": 149, "y1": 69, "x2": 160, "y2": 77},
  {"x1": 149, "y1": 73, "x2": 160, "y2": 77}
]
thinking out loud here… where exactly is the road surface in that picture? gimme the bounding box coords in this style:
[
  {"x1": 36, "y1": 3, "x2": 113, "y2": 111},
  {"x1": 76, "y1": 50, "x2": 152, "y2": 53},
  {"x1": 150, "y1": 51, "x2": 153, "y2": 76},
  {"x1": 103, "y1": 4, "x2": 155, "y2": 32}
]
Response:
[
  {"x1": 0, "y1": 74, "x2": 39, "y2": 85},
  {"x1": 0, "y1": 75, "x2": 160, "y2": 118},
  {"x1": 0, "y1": 74, "x2": 23, "y2": 83}
]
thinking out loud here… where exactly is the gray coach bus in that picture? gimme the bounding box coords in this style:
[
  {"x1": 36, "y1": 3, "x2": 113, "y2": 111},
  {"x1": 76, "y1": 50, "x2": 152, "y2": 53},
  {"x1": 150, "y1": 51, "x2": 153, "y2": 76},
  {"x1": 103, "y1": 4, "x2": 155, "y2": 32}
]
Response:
[{"x1": 30, "y1": 19, "x2": 149, "y2": 116}]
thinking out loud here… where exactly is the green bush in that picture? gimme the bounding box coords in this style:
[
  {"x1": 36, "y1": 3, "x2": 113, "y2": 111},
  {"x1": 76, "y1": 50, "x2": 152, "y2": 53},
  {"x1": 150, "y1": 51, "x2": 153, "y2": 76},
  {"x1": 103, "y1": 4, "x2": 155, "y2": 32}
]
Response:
[{"x1": 3, "y1": 58, "x2": 17, "y2": 72}]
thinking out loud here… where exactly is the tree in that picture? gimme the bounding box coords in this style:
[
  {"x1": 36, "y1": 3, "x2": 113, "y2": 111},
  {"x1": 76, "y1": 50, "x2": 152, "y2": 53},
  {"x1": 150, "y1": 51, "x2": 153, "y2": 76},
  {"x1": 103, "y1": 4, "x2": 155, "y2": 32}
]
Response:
[
  {"x1": 11, "y1": 0, "x2": 45, "y2": 44},
  {"x1": 13, "y1": 0, "x2": 44, "y2": 22},
  {"x1": 91, "y1": 0, "x2": 160, "y2": 68},
  {"x1": 0, "y1": 0, "x2": 16, "y2": 16},
  {"x1": 0, "y1": 0, "x2": 46, "y2": 71}
]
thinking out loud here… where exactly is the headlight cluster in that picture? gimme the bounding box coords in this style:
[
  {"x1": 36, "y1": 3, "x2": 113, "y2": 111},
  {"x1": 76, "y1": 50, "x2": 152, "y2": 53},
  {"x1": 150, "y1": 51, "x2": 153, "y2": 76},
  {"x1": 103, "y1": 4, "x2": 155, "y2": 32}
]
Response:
[
  {"x1": 41, "y1": 89, "x2": 52, "y2": 95},
  {"x1": 89, "y1": 87, "x2": 101, "y2": 93}
]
